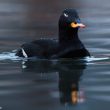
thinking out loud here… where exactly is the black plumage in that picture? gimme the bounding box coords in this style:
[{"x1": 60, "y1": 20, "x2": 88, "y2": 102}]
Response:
[{"x1": 16, "y1": 9, "x2": 90, "y2": 59}]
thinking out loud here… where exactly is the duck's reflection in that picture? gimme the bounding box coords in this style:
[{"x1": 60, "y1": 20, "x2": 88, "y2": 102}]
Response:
[
  {"x1": 22, "y1": 59, "x2": 87, "y2": 105},
  {"x1": 58, "y1": 60, "x2": 86, "y2": 104}
]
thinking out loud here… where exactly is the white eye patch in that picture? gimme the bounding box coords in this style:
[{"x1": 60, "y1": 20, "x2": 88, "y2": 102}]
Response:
[{"x1": 64, "y1": 13, "x2": 68, "y2": 17}]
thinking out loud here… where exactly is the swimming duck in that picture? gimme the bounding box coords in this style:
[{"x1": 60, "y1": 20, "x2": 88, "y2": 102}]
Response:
[{"x1": 16, "y1": 8, "x2": 90, "y2": 59}]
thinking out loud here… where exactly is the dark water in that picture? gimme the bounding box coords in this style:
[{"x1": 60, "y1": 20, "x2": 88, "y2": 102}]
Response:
[{"x1": 0, "y1": 0, "x2": 110, "y2": 110}]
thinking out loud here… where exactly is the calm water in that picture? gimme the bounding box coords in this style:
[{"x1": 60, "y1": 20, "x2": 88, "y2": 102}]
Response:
[{"x1": 0, "y1": 0, "x2": 110, "y2": 110}]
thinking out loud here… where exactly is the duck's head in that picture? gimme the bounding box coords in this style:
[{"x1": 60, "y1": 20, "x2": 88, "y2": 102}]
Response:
[{"x1": 59, "y1": 9, "x2": 86, "y2": 43}]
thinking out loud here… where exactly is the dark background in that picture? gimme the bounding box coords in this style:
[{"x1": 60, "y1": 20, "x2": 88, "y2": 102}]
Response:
[{"x1": 0, "y1": 0, "x2": 83, "y2": 52}]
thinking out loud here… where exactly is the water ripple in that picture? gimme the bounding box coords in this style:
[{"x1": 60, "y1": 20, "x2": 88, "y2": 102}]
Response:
[
  {"x1": 0, "y1": 51, "x2": 21, "y2": 61},
  {"x1": 0, "y1": 50, "x2": 109, "y2": 66}
]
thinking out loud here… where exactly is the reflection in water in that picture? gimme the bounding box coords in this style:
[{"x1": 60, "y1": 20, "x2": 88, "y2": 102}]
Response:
[
  {"x1": 22, "y1": 59, "x2": 87, "y2": 105},
  {"x1": 58, "y1": 60, "x2": 86, "y2": 105},
  {"x1": 0, "y1": 0, "x2": 110, "y2": 109}
]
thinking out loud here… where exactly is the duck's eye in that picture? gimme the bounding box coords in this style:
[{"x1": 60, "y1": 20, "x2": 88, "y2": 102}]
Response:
[{"x1": 64, "y1": 13, "x2": 68, "y2": 17}]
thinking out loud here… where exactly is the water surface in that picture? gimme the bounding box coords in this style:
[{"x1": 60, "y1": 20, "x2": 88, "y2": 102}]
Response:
[{"x1": 0, "y1": 0, "x2": 110, "y2": 110}]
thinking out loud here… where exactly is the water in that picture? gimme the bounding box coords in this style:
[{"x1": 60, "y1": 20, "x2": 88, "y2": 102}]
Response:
[{"x1": 0, "y1": 0, "x2": 110, "y2": 110}]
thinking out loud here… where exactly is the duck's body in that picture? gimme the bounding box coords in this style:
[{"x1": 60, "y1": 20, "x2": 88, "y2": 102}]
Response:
[
  {"x1": 16, "y1": 9, "x2": 90, "y2": 59},
  {"x1": 16, "y1": 38, "x2": 89, "y2": 59}
]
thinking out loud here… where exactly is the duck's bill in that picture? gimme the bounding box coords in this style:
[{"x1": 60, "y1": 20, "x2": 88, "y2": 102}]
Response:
[{"x1": 71, "y1": 22, "x2": 86, "y2": 28}]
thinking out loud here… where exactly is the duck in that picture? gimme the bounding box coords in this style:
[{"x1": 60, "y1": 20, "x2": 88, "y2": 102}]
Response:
[{"x1": 16, "y1": 8, "x2": 90, "y2": 59}]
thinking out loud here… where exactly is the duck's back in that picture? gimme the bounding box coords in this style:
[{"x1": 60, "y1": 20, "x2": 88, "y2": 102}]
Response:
[{"x1": 16, "y1": 39, "x2": 59, "y2": 58}]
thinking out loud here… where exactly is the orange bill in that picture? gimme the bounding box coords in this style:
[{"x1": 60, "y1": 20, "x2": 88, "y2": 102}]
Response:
[{"x1": 71, "y1": 22, "x2": 86, "y2": 28}]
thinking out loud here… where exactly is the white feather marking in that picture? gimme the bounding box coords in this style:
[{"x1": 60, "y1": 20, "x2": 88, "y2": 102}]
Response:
[
  {"x1": 22, "y1": 48, "x2": 28, "y2": 58},
  {"x1": 64, "y1": 13, "x2": 68, "y2": 17}
]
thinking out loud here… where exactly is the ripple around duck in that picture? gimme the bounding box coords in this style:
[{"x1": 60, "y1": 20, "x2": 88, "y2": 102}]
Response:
[
  {"x1": 85, "y1": 56, "x2": 109, "y2": 62},
  {"x1": 0, "y1": 50, "x2": 110, "y2": 64},
  {"x1": 0, "y1": 51, "x2": 21, "y2": 61}
]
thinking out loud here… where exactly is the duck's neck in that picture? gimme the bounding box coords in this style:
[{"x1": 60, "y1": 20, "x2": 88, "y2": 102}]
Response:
[{"x1": 59, "y1": 28, "x2": 79, "y2": 44}]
